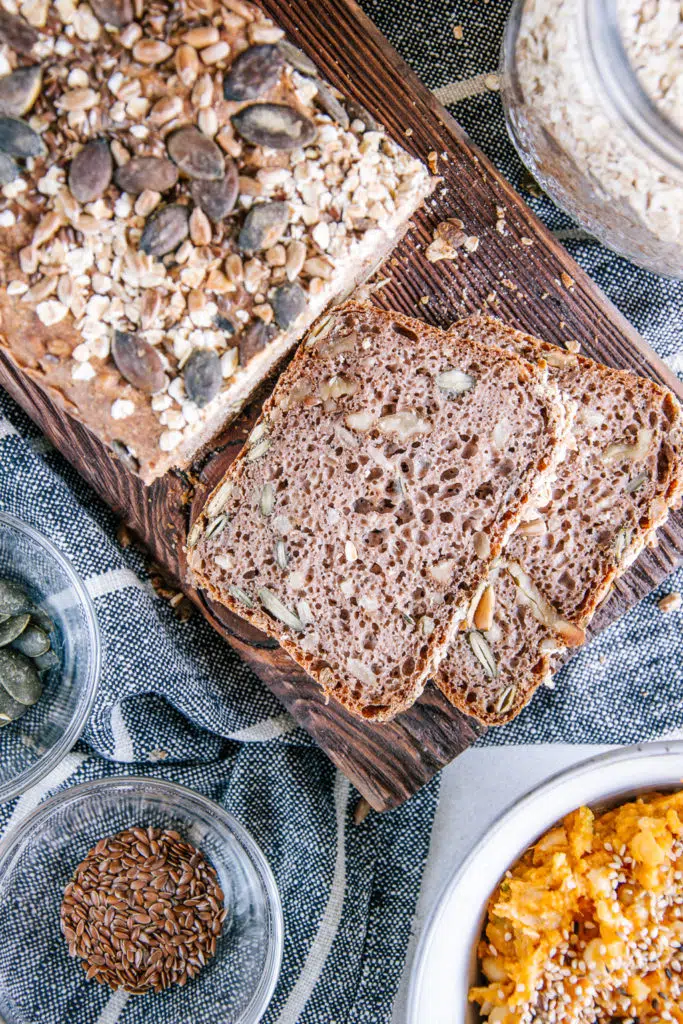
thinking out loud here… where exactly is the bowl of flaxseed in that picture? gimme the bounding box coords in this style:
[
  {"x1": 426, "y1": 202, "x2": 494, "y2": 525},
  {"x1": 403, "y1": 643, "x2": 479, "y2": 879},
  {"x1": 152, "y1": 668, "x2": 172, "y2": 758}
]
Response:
[{"x1": 0, "y1": 776, "x2": 283, "y2": 1023}]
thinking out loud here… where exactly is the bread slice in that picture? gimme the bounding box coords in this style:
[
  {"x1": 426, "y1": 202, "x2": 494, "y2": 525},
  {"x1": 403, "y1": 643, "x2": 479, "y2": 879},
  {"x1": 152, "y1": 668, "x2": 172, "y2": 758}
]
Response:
[
  {"x1": 436, "y1": 315, "x2": 683, "y2": 724},
  {"x1": 187, "y1": 303, "x2": 573, "y2": 722},
  {"x1": 0, "y1": 0, "x2": 431, "y2": 483}
]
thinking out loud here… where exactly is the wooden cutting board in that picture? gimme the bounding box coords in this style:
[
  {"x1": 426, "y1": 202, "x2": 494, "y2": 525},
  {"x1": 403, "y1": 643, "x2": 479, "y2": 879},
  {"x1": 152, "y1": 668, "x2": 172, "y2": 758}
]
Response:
[{"x1": 1, "y1": 0, "x2": 681, "y2": 811}]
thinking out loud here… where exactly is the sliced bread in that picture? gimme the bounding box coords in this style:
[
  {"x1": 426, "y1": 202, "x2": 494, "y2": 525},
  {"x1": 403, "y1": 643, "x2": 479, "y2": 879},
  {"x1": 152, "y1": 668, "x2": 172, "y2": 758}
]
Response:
[
  {"x1": 187, "y1": 303, "x2": 573, "y2": 721},
  {"x1": 436, "y1": 315, "x2": 683, "y2": 724}
]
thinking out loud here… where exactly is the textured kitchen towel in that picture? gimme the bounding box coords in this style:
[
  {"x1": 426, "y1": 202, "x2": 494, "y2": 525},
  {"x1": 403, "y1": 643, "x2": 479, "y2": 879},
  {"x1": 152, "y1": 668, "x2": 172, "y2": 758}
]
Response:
[{"x1": 0, "y1": 3, "x2": 682, "y2": 1024}]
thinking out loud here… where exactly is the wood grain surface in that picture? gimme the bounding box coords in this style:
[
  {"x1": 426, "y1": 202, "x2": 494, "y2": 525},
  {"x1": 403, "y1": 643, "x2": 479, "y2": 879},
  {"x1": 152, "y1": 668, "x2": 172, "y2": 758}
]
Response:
[{"x1": 0, "y1": 0, "x2": 681, "y2": 811}]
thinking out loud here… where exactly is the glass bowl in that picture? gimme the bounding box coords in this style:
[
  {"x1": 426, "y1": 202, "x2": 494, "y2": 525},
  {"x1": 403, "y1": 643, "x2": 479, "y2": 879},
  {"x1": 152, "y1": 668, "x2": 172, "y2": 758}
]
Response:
[
  {"x1": 0, "y1": 777, "x2": 283, "y2": 1024},
  {"x1": 0, "y1": 512, "x2": 100, "y2": 803}
]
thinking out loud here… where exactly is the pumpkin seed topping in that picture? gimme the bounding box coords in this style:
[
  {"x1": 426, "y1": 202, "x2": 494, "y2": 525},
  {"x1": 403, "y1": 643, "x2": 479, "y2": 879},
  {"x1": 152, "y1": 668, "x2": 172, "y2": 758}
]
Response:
[
  {"x1": 111, "y1": 331, "x2": 166, "y2": 395},
  {"x1": 166, "y1": 126, "x2": 225, "y2": 181},
  {"x1": 183, "y1": 349, "x2": 221, "y2": 408},
  {"x1": 138, "y1": 204, "x2": 189, "y2": 257},
  {"x1": 0, "y1": 10, "x2": 40, "y2": 56},
  {"x1": 114, "y1": 156, "x2": 178, "y2": 195},
  {"x1": 0, "y1": 116, "x2": 46, "y2": 158},
  {"x1": 223, "y1": 44, "x2": 284, "y2": 101},
  {"x1": 68, "y1": 138, "x2": 112, "y2": 204},
  {"x1": 231, "y1": 103, "x2": 317, "y2": 150},
  {"x1": 0, "y1": 66, "x2": 42, "y2": 118}
]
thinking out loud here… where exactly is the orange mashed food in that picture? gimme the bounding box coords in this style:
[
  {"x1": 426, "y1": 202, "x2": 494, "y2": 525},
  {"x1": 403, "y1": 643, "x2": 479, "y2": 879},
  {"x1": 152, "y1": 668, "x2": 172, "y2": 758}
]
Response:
[{"x1": 469, "y1": 791, "x2": 683, "y2": 1023}]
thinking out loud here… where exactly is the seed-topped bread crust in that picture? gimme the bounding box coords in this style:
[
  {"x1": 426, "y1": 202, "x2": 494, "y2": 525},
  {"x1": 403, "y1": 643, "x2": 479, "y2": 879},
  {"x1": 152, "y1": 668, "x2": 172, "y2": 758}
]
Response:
[
  {"x1": 187, "y1": 303, "x2": 573, "y2": 722},
  {"x1": 437, "y1": 315, "x2": 683, "y2": 725},
  {"x1": 0, "y1": 0, "x2": 430, "y2": 481}
]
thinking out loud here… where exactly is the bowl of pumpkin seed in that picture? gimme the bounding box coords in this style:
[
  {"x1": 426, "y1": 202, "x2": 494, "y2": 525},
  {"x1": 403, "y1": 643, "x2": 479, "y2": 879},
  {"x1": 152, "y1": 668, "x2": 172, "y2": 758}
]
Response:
[{"x1": 0, "y1": 512, "x2": 100, "y2": 803}]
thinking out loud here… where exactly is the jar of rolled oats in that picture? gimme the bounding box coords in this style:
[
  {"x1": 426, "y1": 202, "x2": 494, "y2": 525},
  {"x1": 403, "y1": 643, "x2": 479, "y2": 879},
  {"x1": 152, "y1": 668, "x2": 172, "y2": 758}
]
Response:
[{"x1": 501, "y1": 0, "x2": 683, "y2": 278}]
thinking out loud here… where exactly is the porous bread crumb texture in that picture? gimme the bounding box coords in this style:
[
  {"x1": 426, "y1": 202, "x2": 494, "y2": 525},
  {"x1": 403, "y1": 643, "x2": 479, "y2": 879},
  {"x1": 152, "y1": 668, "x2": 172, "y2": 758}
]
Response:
[
  {"x1": 437, "y1": 315, "x2": 683, "y2": 725},
  {"x1": 510, "y1": 0, "x2": 683, "y2": 274},
  {"x1": 188, "y1": 303, "x2": 572, "y2": 723},
  {"x1": 0, "y1": 0, "x2": 430, "y2": 481}
]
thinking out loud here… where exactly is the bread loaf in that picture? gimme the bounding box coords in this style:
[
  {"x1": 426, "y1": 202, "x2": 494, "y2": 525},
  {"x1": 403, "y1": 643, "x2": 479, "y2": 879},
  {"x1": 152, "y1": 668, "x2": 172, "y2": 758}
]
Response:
[
  {"x1": 0, "y1": 0, "x2": 431, "y2": 482},
  {"x1": 188, "y1": 303, "x2": 573, "y2": 721},
  {"x1": 436, "y1": 315, "x2": 683, "y2": 724}
]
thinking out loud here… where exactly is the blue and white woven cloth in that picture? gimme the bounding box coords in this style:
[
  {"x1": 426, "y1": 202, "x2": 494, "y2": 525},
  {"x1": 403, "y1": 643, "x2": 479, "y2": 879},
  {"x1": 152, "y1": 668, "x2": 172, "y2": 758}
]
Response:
[{"x1": 0, "y1": 3, "x2": 682, "y2": 1022}]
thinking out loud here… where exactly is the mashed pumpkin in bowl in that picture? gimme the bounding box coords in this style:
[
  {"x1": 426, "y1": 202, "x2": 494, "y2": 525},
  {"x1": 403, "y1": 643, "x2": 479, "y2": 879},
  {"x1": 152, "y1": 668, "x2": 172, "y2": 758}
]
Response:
[{"x1": 469, "y1": 791, "x2": 683, "y2": 1023}]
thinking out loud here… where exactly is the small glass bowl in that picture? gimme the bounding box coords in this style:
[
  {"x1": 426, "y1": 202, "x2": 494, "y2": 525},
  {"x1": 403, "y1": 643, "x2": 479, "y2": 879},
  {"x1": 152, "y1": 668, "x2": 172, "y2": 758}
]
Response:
[
  {"x1": 0, "y1": 777, "x2": 284, "y2": 1024},
  {"x1": 0, "y1": 512, "x2": 100, "y2": 803}
]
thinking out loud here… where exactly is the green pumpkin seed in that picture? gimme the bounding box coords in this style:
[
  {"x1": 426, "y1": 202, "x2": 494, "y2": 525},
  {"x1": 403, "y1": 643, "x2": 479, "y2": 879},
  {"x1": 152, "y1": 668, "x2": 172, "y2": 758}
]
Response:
[
  {"x1": 0, "y1": 648, "x2": 43, "y2": 705},
  {"x1": 467, "y1": 630, "x2": 498, "y2": 679},
  {"x1": 0, "y1": 613, "x2": 30, "y2": 647},
  {"x1": 495, "y1": 685, "x2": 518, "y2": 715},
  {"x1": 227, "y1": 585, "x2": 254, "y2": 609},
  {"x1": 29, "y1": 607, "x2": 54, "y2": 633},
  {"x1": 0, "y1": 579, "x2": 29, "y2": 617},
  {"x1": 33, "y1": 648, "x2": 59, "y2": 675},
  {"x1": 0, "y1": 687, "x2": 27, "y2": 725},
  {"x1": 257, "y1": 587, "x2": 304, "y2": 630},
  {"x1": 11, "y1": 623, "x2": 49, "y2": 657}
]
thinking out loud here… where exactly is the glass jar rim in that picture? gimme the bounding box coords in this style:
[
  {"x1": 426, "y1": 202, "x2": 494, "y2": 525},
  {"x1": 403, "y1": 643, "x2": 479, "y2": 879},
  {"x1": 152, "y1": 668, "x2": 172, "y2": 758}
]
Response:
[{"x1": 582, "y1": 0, "x2": 683, "y2": 174}]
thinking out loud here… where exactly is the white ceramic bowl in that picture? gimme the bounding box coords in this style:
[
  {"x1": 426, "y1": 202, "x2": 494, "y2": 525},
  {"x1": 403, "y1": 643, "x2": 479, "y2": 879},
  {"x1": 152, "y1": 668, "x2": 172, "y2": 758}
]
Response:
[{"x1": 408, "y1": 740, "x2": 683, "y2": 1024}]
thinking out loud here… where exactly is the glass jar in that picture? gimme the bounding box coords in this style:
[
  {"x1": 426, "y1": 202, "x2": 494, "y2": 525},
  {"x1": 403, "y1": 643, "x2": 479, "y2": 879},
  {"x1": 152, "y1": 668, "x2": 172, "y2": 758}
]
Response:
[{"x1": 500, "y1": 0, "x2": 683, "y2": 278}]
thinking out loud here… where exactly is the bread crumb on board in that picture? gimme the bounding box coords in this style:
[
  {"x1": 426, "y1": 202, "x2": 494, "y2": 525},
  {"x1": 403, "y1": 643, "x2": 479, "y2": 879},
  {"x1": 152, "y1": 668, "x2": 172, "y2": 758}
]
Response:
[{"x1": 659, "y1": 592, "x2": 682, "y2": 613}]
